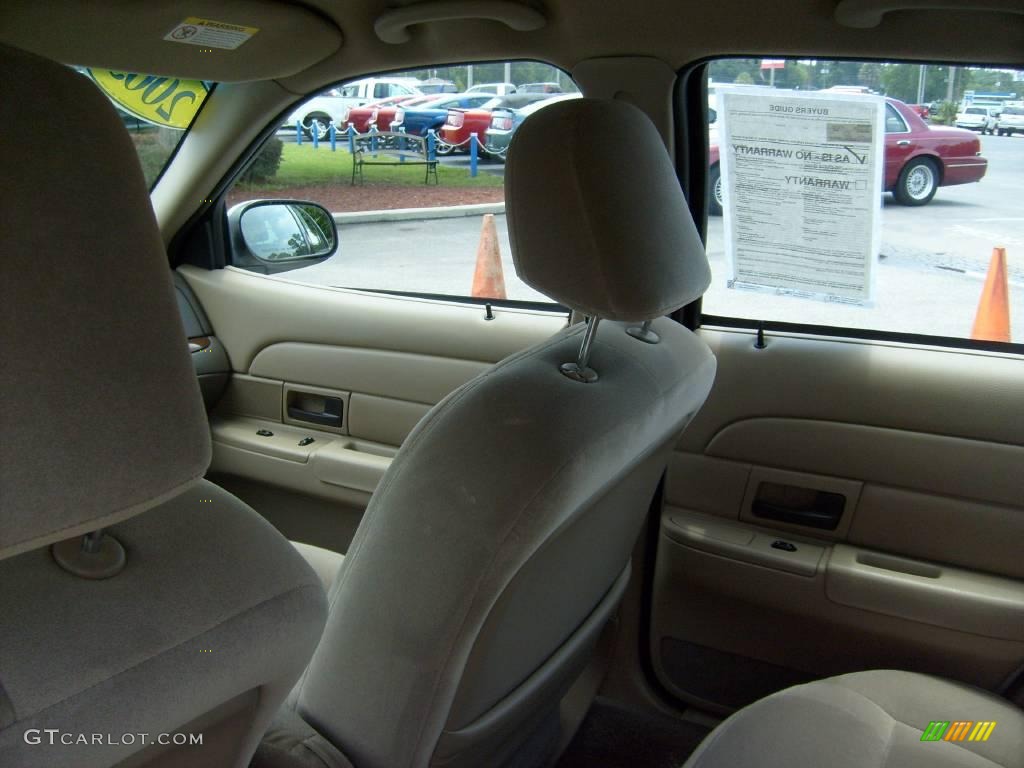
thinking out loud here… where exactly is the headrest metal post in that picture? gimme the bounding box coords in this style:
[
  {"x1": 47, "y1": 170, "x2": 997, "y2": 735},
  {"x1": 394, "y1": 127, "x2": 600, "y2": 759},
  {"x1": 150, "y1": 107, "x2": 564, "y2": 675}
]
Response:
[
  {"x1": 52, "y1": 529, "x2": 126, "y2": 580},
  {"x1": 81, "y1": 529, "x2": 105, "y2": 554},
  {"x1": 626, "y1": 319, "x2": 661, "y2": 344},
  {"x1": 559, "y1": 316, "x2": 600, "y2": 383}
]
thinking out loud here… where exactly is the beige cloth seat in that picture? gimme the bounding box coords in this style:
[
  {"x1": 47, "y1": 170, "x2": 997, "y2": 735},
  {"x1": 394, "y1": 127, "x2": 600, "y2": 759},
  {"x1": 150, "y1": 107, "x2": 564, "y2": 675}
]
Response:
[
  {"x1": 683, "y1": 670, "x2": 1024, "y2": 768},
  {"x1": 273, "y1": 98, "x2": 717, "y2": 768},
  {"x1": 292, "y1": 542, "x2": 345, "y2": 593},
  {"x1": 0, "y1": 42, "x2": 327, "y2": 768}
]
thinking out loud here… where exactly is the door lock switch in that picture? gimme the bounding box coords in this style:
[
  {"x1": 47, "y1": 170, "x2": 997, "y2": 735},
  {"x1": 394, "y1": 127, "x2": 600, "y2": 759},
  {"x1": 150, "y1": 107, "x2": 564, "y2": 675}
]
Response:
[
  {"x1": 771, "y1": 540, "x2": 797, "y2": 552},
  {"x1": 298, "y1": 437, "x2": 316, "y2": 446},
  {"x1": 256, "y1": 429, "x2": 274, "y2": 437}
]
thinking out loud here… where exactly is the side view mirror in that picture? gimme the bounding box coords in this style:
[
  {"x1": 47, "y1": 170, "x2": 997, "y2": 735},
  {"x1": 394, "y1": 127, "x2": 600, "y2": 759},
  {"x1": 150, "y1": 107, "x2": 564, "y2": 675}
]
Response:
[{"x1": 227, "y1": 200, "x2": 338, "y2": 274}]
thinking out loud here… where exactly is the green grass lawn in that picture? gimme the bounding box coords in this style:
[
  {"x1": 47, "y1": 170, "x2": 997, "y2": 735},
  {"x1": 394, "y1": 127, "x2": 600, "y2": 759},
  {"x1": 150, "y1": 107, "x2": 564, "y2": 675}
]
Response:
[{"x1": 253, "y1": 142, "x2": 503, "y2": 189}]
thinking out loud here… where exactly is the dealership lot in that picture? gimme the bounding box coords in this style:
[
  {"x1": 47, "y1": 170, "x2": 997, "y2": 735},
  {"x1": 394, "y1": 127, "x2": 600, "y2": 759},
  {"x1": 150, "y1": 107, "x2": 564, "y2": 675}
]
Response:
[{"x1": 287, "y1": 133, "x2": 1022, "y2": 341}]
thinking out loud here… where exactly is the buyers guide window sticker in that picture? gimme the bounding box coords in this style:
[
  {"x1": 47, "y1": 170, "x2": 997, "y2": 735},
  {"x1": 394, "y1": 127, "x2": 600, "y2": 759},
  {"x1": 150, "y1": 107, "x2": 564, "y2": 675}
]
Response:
[
  {"x1": 164, "y1": 17, "x2": 258, "y2": 50},
  {"x1": 718, "y1": 89, "x2": 885, "y2": 305}
]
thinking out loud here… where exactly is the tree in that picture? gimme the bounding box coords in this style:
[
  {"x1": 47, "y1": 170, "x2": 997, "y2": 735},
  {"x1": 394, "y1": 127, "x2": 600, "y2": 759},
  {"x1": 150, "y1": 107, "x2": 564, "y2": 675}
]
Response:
[
  {"x1": 880, "y1": 63, "x2": 918, "y2": 101},
  {"x1": 708, "y1": 59, "x2": 760, "y2": 84},
  {"x1": 858, "y1": 63, "x2": 883, "y2": 92}
]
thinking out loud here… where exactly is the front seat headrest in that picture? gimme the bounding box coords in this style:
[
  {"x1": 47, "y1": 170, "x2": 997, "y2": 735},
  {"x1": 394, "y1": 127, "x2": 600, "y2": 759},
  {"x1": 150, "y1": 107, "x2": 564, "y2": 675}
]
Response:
[
  {"x1": 0, "y1": 43, "x2": 211, "y2": 560},
  {"x1": 504, "y1": 98, "x2": 711, "y2": 321}
]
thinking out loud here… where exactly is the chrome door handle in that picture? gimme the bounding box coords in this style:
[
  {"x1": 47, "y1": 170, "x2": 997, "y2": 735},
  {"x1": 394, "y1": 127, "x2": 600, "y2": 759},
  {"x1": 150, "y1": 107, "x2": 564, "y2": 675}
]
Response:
[{"x1": 896, "y1": 140, "x2": 911, "y2": 146}]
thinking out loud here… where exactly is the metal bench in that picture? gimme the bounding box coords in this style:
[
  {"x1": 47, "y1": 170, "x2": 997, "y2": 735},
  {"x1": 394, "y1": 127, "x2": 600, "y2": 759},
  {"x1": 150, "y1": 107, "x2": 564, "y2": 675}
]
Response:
[{"x1": 350, "y1": 131, "x2": 439, "y2": 185}]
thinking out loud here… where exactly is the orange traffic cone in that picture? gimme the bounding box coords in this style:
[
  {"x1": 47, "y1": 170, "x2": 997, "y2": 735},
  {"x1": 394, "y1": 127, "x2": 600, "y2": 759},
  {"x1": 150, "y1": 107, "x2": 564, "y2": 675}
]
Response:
[
  {"x1": 471, "y1": 214, "x2": 507, "y2": 300},
  {"x1": 971, "y1": 247, "x2": 1011, "y2": 343}
]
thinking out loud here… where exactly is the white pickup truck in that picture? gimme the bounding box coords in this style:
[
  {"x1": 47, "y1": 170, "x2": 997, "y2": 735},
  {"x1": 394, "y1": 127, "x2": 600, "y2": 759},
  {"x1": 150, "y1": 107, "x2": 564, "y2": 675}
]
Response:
[{"x1": 286, "y1": 77, "x2": 424, "y2": 138}]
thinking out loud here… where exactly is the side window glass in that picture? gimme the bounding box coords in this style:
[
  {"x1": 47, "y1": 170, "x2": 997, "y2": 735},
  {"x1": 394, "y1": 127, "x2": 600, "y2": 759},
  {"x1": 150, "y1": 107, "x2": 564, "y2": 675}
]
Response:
[
  {"x1": 885, "y1": 104, "x2": 907, "y2": 132},
  {"x1": 227, "y1": 62, "x2": 579, "y2": 304},
  {"x1": 76, "y1": 68, "x2": 213, "y2": 188},
  {"x1": 702, "y1": 57, "x2": 1022, "y2": 346}
]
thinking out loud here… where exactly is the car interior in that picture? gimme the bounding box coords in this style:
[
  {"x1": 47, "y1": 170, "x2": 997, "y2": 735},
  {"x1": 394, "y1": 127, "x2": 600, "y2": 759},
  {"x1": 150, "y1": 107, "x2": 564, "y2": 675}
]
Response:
[{"x1": 1, "y1": 1, "x2": 1022, "y2": 768}]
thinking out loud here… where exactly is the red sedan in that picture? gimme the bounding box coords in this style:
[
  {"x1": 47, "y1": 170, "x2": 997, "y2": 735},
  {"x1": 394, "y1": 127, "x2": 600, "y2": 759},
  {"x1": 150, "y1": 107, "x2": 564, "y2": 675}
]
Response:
[
  {"x1": 343, "y1": 95, "x2": 430, "y2": 133},
  {"x1": 708, "y1": 97, "x2": 987, "y2": 214},
  {"x1": 438, "y1": 94, "x2": 547, "y2": 151}
]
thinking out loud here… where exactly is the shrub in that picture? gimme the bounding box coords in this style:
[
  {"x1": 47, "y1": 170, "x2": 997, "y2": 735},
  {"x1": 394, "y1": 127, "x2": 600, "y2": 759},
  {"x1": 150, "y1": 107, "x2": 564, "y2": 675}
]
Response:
[
  {"x1": 239, "y1": 137, "x2": 284, "y2": 183},
  {"x1": 935, "y1": 101, "x2": 959, "y2": 125}
]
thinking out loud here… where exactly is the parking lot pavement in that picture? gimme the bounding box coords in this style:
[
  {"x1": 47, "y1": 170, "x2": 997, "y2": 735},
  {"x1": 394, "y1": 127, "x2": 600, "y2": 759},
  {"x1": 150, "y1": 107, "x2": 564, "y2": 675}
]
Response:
[
  {"x1": 285, "y1": 134, "x2": 1022, "y2": 342},
  {"x1": 704, "y1": 133, "x2": 1024, "y2": 342},
  {"x1": 289, "y1": 213, "x2": 548, "y2": 302}
]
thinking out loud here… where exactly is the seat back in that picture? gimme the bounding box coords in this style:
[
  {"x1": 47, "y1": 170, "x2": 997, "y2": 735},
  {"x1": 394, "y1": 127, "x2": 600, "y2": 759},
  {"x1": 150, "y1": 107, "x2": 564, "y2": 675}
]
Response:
[
  {"x1": 0, "y1": 43, "x2": 326, "y2": 767},
  {"x1": 295, "y1": 99, "x2": 715, "y2": 768}
]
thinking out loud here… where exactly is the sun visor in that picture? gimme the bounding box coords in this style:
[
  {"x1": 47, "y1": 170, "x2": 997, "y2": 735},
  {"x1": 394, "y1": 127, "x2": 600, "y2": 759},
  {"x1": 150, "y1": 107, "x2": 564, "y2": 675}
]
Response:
[{"x1": 0, "y1": 0, "x2": 343, "y2": 82}]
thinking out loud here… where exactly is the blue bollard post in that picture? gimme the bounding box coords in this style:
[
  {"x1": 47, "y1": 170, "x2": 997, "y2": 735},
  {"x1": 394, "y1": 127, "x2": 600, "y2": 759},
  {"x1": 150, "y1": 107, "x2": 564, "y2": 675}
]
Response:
[
  {"x1": 370, "y1": 125, "x2": 378, "y2": 157},
  {"x1": 347, "y1": 124, "x2": 355, "y2": 155},
  {"x1": 427, "y1": 129, "x2": 437, "y2": 162},
  {"x1": 329, "y1": 121, "x2": 336, "y2": 151},
  {"x1": 311, "y1": 120, "x2": 319, "y2": 149},
  {"x1": 470, "y1": 132, "x2": 478, "y2": 178},
  {"x1": 295, "y1": 120, "x2": 302, "y2": 146},
  {"x1": 399, "y1": 126, "x2": 406, "y2": 163}
]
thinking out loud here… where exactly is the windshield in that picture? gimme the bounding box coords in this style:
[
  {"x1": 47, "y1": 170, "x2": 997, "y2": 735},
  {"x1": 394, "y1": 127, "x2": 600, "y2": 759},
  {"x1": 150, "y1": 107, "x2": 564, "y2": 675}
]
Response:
[{"x1": 78, "y1": 68, "x2": 214, "y2": 188}]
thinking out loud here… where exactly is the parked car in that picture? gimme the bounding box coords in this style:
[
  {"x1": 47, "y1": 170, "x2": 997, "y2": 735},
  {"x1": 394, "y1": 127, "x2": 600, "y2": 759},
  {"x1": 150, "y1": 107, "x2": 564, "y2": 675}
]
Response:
[
  {"x1": 467, "y1": 82, "x2": 518, "y2": 95},
  {"x1": 366, "y1": 96, "x2": 443, "y2": 133},
  {"x1": 418, "y1": 78, "x2": 458, "y2": 94},
  {"x1": 439, "y1": 93, "x2": 549, "y2": 151},
  {"x1": 708, "y1": 97, "x2": 987, "y2": 214},
  {"x1": 519, "y1": 82, "x2": 564, "y2": 93},
  {"x1": 341, "y1": 95, "x2": 419, "y2": 133},
  {"x1": 390, "y1": 93, "x2": 499, "y2": 137},
  {"x1": 485, "y1": 93, "x2": 582, "y2": 154},
  {"x1": 996, "y1": 105, "x2": 1024, "y2": 135},
  {"x1": 955, "y1": 105, "x2": 999, "y2": 134},
  {"x1": 908, "y1": 103, "x2": 930, "y2": 119},
  {"x1": 286, "y1": 78, "x2": 424, "y2": 138}
]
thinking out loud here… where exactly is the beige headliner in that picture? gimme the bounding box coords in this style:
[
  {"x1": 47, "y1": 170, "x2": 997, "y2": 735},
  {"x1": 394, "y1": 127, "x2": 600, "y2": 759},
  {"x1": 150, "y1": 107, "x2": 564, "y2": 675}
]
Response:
[{"x1": 2, "y1": 0, "x2": 1022, "y2": 92}]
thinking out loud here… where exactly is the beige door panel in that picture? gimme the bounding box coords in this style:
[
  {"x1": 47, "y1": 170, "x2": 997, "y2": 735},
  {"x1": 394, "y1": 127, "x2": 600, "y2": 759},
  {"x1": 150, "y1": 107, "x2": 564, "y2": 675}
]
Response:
[
  {"x1": 653, "y1": 519, "x2": 1024, "y2": 715},
  {"x1": 853, "y1": 486, "x2": 1024, "y2": 580},
  {"x1": 680, "y1": 329, "x2": 1024, "y2": 450},
  {"x1": 178, "y1": 265, "x2": 567, "y2": 371},
  {"x1": 670, "y1": 425, "x2": 1024, "y2": 578},
  {"x1": 181, "y1": 265, "x2": 567, "y2": 551},
  {"x1": 826, "y1": 544, "x2": 1024, "y2": 641},
  {"x1": 655, "y1": 327, "x2": 1024, "y2": 712},
  {"x1": 210, "y1": 414, "x2": 396, "y2": 502},
  {"x1": 348, "y1": 393, "x2": 431, "y2": 447},
  {"x1": 707, "y1": 417, "x2": 1024, "y2": 511},
  {"x1": 250, "y1": 343, "x2": 491, "y2": 407}
]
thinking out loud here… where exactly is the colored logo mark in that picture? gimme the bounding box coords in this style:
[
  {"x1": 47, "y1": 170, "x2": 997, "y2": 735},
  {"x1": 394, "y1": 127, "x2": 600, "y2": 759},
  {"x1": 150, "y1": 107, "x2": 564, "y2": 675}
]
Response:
[{"x1": 921, "y1": 721, "x2": 997, "y2": 742}]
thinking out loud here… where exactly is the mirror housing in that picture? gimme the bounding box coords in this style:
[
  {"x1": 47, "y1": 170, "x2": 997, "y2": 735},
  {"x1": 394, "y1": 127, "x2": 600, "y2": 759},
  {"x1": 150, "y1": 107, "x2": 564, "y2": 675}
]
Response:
[{"x1": 227, "y1": 199, "x2": 338, "y2": 274}]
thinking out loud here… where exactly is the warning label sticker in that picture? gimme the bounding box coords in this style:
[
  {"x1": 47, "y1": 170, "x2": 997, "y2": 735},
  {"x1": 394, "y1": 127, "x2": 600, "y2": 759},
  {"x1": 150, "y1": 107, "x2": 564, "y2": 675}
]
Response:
[{"x1": 164, "y1": 17, "x2": 258, "y2": 50}]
